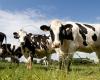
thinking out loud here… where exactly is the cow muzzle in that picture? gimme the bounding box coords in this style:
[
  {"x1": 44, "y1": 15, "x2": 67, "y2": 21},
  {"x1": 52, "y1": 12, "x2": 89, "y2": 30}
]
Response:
[
  {"x1": 52, "y1": 42, "x2": 61, "y2": 48},
  {"x1": 21, "y1": 42, "x2": 25, "y2": 45}
]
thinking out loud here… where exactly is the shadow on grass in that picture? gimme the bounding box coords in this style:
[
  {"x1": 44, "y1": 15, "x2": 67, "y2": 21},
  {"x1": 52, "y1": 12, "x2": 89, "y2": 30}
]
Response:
[
  {"x1": 72, "y1": 67, "x2": 85, "y2": 71},
  {"x1": 0, "y1": 66, "x2": 5, "y2": 70},
  {"x1": 34, "y1": 65, "x2": 50, "y2": 71},
  {"x1": 0, "y1": 62, "x2": 19, "y2": 70}
]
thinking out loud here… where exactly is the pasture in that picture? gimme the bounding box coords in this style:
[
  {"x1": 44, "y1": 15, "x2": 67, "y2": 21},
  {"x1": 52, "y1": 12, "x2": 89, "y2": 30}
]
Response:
[{"x1": 0, "y1": 61, "x2": 100, "y2": 80}]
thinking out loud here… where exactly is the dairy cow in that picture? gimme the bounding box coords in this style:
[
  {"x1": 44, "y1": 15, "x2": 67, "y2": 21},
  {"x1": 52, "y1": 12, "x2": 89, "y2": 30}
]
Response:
[
  {"x1": 0, "y1": 43, "x2": 22, "y2": 63},
  {"x1": 0, "y1": 32, "x2": 7, "y2": 46},
  {"x1": 40, "y1": 19, "x2": 100, "y2": 71},
  {"x1": 0, "y1": 32, "x2": 22, "y2": 63},
  {"x1": 13, "y1": 29, "x2": 35, "y2": 69},
  {"x1": 13, "y1": 29, "x2": 52, "y2": 69},
  {"x1": 0, "y1": 32, "x2": 7, "y2": 54}
]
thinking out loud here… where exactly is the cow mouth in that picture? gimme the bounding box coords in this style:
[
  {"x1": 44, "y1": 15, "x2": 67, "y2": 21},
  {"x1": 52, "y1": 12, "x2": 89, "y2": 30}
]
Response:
[
  {"x1": 21, "y1": 42, "x2": 25, "y2": 46},
  {"x1": 52, "y1": 43, "x2": 60, "y2": 48}
]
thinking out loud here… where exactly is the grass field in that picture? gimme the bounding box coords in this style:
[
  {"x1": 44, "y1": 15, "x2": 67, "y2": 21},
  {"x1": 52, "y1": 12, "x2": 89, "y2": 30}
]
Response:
[{"x1": 0, "y1": 61, "x2": 100, "y2": 80}]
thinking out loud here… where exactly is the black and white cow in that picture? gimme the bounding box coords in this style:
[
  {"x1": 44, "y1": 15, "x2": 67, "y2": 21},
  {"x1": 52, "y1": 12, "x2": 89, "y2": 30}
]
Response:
[
  {"x1": 0, "y1": 32, "x2": 22, "y2": 63},
  {"x1": 40, "y1": 19, "x2": 100, "y2": 71},
  {"x1": 0, "y1": 32, "x2": 7, "y2": 46},
  {"x1": 0, "y1": 43, "x2": 22, "y2": 64},
  {"x1": 13, "y1": 29, "x2": 35, "y2": 69},
  {"x1": 13, "y1": 29, "x2": 53, "y2": 69},
  {"x1": 0, "y1": 32, "x2": 7, "y2": 54}
]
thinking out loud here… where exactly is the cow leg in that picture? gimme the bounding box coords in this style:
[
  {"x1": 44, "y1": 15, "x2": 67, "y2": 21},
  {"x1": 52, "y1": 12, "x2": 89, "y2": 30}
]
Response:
[
  {"x1": 59, "y1": 57, "x2": 63, "y2": 70},
  {"x1": 11, "y1": 56, "x2": 19, "y2": 65},
  {"x1": 95, "y1": 51, "x2": 100, "y2": 63},
  {"x1": 59, "y1": 55, "x2": 65, "y2": 70},
  {"x1": 59, "y1": 54, "x2": 72, "y2": 71},
  {"x1": 59, "y1": 55, "x2": 63, "y2": 70},
  {"x1": 26, "y1": 56, "x2": 32, "y2": 69},
  {"x1": 66, "y1": 54, "x2": 73, "y2": 72},
  {"x1": 43, "y1": 59, "x2": 49, "y2": 70}
]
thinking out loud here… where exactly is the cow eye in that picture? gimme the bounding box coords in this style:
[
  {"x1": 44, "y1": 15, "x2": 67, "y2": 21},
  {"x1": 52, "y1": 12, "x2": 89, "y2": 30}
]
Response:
[{"x1": 14, "y1": 36, "x2": 19, "y2": 39}]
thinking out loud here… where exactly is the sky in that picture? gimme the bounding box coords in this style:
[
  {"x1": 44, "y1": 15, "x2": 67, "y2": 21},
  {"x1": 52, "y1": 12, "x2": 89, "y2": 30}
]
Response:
[
  {"x1": 1, "y1": 0, "x2": 100, "y2": 22},
  {"x1": 0, "y1": 0, "x2": 100, "y2": 45}
]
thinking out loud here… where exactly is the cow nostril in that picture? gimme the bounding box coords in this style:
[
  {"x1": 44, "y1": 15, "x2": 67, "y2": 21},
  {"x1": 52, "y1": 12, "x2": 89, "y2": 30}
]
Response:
[
  {"x1": 52, "y1": 43, "x2": 60, "y2": 48},
  {"x1": 21, "y1": 42, "x2": 24, "y2": 45},
  {"x1": 55, "y1": 45, "x2": 60, "y2": 48}
]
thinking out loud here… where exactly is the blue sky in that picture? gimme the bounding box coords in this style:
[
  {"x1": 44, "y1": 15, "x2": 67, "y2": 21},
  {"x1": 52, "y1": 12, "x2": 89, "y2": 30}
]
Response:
[{"x1": 0, "y1": 0, "x2": 100, "y2": 22}]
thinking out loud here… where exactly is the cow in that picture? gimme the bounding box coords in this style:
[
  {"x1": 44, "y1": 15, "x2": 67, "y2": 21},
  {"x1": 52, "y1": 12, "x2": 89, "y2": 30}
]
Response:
[
  {"x1": 0, "y1": 43, "x2": 22, "y2": 64},
  {"x1": 40, "y1": 19, "x2": 100, "y2": 71},
  {"x1": 0, "y1": 32, "x2": 22, "y2": 64},
  {"x1": 0, "y1": 32, "x2": 7, "y2": 46},
  {"x1": 0, "y1": 32, "x2": 7, "y2": 54},
  {"x1": 13, "y1": 29, "x2": 35, "y2": 69},
  {"x1": 13, "y1": 29, "x2": 53, "y2": 69}
]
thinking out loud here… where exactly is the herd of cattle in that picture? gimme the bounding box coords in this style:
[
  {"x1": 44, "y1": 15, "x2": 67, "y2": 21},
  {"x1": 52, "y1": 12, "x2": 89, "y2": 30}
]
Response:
[
  {"x1": 0, "y1": 19, "x2": 100, "y2": 71},
  {"x1": 0, "y1": 30, "x2": 52, "y2": 69}
]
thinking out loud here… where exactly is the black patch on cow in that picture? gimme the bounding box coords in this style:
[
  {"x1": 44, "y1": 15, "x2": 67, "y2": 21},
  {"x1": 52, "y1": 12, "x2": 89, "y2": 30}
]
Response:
[
  {"x1": 83, "y1": 41, "x2": 88, "y2": 46},
  {"x1": 84, "y1": 24, "x2": 95, "y2": 31},
  {"x1": 76, "y1": 23, "x2": 87, "y2": 34},
  {"x1": 76, "y1": 23, "x2": 88, "y2": 46},
  {"x1": 59, "y1": 24, "x2": 74, "y2": 44},
  {"x1": 14, "y1": 47, "x2": 22, "y2": 58},
  {"x1": 63, "y1": 24, "x2": 74, "y2": 40},
  {"x1": 92, "y1": 33, "x2": 97, "y2": 41},
  {"x1": 0, "y1": 32, "x2": 7, "y2": 49},
  {"x1": 84, "y1": 24, "x2": 97, "y2": 41},
  {"x1": 50, "y1": 29, "x2": 55, "y2": 42},
  {"x1": 22, "y1": 34, "x2": 35, "y2": 59},
  {"x1": 40, "y1": 25, "x2": 50, "y2": 31},
  {"x1": 0, "y1": 44, "x2": 22, "y2": 60},
  {"x1": 0, "y1": 32, "x2": 6, "y2": 43},
  {"x1": 13, "y1": 32, "x2": 19, "y2": 39}
]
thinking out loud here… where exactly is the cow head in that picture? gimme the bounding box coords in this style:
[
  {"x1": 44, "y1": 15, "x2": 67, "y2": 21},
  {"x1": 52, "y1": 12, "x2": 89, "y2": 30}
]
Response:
[
  {"x1": 13, "y1": 32, "x2": 19, "y2": 39},
  {"x1": 40, "y1": 20, "x2": 73, "y2": 48},
  {"x1": 13, "y1": 29, "x2": 27, "y2": 45}
]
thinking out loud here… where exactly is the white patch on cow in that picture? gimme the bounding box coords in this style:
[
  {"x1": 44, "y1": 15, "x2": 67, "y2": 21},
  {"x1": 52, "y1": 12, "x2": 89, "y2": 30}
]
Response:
[
  {"x1": 27, "y1": 56, "x2": 31, "y2": 63},
  {"x1": 40, "y1": 45, "x2": 43, "y2": 50},
  {"x1": 41, "y1": 41, "x2": 43, "y2": 45},
  {"x1": 32, "y1": 39, "x2": 34, "y2": 42},
  {"x1": 92, "y1": 24, "x2": 100, "y2": 46},
  {"x1": 31, "y1": 35, "x2": 35, "y2": 42},
  {"x1": 50, "y1": 20, "x2": 62, "y2": 47},
  {"x1": 37, "y1": 42, "x2": 39, "y2": 45},
  {"x1": 41, "y1": 56, "x2": 48, "y2": 67},
  {"x1": 22, "y1": 56, "x2": 31, "y2": 63},
  {"x1": 18, "y1": 29, "x2": 27, "y2": 43}
]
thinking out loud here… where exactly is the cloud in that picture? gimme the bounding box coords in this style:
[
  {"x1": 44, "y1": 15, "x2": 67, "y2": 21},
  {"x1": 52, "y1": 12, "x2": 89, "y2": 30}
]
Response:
[
  {"x1": 96, "y1": 16, "x2": 100, "y2": 20},
  {"x1": 0, "y1": 9, "x2": 50, "y2": 45}
]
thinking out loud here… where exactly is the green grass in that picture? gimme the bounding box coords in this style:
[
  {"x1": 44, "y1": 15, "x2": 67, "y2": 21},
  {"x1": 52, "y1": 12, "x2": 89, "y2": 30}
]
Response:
[{"x1": 0, "y1": 61, "x2": 100, "y2": 80}]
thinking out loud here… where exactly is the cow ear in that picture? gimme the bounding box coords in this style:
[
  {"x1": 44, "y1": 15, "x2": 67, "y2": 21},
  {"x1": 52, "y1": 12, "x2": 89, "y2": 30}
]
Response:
[
  {"x1": 13, "y1": 32, "x2": 18, "y2": 35},
  {"x1": 63, "y1": 24, "x2": 73, "y2": 29},
  {"x1": 40, "y1": 25, "x2": 50, "y2": 31}
]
